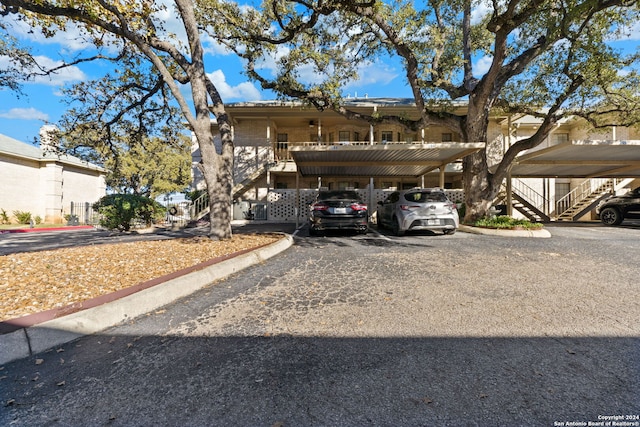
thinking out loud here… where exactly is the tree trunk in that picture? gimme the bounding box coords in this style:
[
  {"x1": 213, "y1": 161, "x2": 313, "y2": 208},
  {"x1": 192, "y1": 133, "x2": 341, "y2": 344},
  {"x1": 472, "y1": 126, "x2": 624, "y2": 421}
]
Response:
[
  {"x1": 192, "y1": 121, "x2": 233, "y2": 240},
  {"x1": 460, "y1": 101, "x2": 503, "y2": 223},
  {"x1": 462, "y1": 151, "x2": 498, "y2": 223}
]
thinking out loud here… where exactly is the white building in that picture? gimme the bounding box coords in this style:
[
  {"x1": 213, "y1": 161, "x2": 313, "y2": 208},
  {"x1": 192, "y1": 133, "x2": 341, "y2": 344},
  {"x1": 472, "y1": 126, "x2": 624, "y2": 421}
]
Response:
[{"x1": 0, "y1": 131, "x2": 107, "y2": 224}]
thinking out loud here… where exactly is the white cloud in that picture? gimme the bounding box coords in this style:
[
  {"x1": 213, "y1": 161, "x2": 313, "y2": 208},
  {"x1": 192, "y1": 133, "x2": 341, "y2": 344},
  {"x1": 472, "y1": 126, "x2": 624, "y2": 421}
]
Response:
[
  {"x1": 0, "y1": 107, "x2": 49, "y2": 121},
  {"x1": 29, "y1": 56, "x2": 87, "y2": 86},
  {"x1": 473, "y1": 56, "x2": 494, "y2": 77},
  {"x1": 6, "y1": 15, "x2": 98, "y2": 52},
  {"x1": 471, "y1": 1, "x2": 493, "y2": 25},
  {"x1": 207, "y1": 69, "x2": 261, "y2": 101},
  {"x1": 202, "y1": 33, "x2": 235, "y2": 56},
  {"x1": 0, "y1": 53, "x2": 86, "y2": 87},
  {"x1": 350, "y1": 60, "x2": 398, "y2": 87},
  {"x1": 615, "y1": 21, "x2": 640, "y2": 41}
]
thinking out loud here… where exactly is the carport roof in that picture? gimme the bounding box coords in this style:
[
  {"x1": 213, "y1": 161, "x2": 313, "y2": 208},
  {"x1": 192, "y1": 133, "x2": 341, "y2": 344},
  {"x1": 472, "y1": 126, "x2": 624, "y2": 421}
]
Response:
[
  {"x1": 509, "y1": 140, "x2": 640, "y2": 178},
  {"x1": 289, "y1": 142, "x2": 485, "y2": 177}
]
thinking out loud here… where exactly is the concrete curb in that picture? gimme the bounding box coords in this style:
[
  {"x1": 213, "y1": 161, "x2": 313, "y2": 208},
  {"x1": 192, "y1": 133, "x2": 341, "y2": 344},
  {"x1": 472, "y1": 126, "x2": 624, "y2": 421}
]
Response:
[
  {"x1": 0, "y1": 225, "x2": 94, "y2": 234},
  {"x1": 0, "y1": 234, "x2": 294, "y2": 365},
  {"x1": 458, "y1": 224, "x2": 552, "y2": 238}
]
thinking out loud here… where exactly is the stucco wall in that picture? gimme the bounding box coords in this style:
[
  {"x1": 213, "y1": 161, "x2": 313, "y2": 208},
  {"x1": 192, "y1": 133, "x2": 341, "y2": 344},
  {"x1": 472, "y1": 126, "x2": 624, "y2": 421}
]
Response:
[
  {"x1": 0, "y1": 154, "x2": 106, "y2": 224},
  {"x1": 0, "y1": 155, "x2": 43, "y2": 218}
]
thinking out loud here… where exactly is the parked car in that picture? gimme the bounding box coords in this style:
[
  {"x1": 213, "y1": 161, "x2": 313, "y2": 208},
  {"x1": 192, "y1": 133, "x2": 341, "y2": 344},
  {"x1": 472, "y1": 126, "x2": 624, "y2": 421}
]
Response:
[
  {"x1": 596, "y1": 187, "x2": 640, "y2": 225},
  {"x1": 377, "y1": 188, "x2": 459, "y2": 236},
  {"x1": 308, "y1": 190, "x2": 369, "y2": 235}
]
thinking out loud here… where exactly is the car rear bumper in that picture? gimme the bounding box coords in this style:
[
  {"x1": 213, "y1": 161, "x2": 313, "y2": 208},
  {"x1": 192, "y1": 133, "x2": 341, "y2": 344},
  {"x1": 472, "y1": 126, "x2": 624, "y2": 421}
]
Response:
[
  {"x1": 309, "y1": 216, "x2": 369, "y2": 231},
  {"x1": 404, "y1": 217, "x2": 458, "y2": 231}
]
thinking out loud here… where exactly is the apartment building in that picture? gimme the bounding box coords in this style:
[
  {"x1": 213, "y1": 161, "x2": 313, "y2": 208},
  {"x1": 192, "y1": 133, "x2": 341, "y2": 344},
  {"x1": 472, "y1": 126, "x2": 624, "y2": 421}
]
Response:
[{"x1": 191, "y1": 98, "x2": 640, "y2": 222}]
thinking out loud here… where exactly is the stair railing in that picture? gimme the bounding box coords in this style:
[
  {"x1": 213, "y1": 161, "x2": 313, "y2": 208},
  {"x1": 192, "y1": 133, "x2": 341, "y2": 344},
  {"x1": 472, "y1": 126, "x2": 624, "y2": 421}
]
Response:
[
  {"x1": 555, "y1": 178, "x2": 612, "y2": 216},
  {"x1": 511, "y1": 178, "x2": 549, "y2": 216},
  {"x1": 189, "y1": 192, "x2": 210, "y2": 220}
]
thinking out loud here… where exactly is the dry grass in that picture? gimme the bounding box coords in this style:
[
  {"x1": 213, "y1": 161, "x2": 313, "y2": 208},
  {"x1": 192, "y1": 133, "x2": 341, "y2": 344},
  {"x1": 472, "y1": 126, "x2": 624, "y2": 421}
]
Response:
[{"x1": 0, "y1": 234, "x2": 281, "y2": 322}]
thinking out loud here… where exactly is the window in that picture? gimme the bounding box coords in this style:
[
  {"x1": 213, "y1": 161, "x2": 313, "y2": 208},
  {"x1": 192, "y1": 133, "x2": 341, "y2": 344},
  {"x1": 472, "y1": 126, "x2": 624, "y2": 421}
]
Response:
[
  {"x1": 275, "y1": 182, "x2": 288, "y2": 189},
  {"x1": 403, "y1": 190, "x2": 447, "y2": 203},
  {"x1": 552, "y1": 133, "x2": 569, "y2": 144},
  {"x1": 441, "y1": 133, "x2": 453, "y2": 142},
  {"x1": 354, "y1": 131, "x2": 360, "y2": 141},
  {"x1": 339, "y1": 131, "x2": 350, "y2": 142},
  {"x1": 384, "y1": 192, "x2": 400, "y2": 203},
  {"x1": 381, "y1": 131, "x2": 393, "y2": 143}
]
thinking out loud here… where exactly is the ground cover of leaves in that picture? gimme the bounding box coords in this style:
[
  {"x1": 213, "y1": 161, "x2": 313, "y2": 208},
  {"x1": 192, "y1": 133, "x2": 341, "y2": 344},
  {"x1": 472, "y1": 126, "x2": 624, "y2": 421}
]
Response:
[{"x1": 0, "y1": 234, "x2": 281, "y2": 322}]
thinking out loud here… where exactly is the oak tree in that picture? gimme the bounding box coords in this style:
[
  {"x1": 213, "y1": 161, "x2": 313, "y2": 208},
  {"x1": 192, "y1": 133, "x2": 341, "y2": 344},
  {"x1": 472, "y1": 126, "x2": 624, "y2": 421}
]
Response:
[
  {"x1": 206, "y1": 0, "x2": 640, "y2": 221},
  {"x1": 1, "y1": 0, "x2": 235, "y2": 239}
]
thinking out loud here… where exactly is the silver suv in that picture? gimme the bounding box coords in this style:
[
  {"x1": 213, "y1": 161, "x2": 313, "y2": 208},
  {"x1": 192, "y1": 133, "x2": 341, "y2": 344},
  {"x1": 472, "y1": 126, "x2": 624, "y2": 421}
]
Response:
[{"x1": 376, "y1": 188, "x2": 459, "y2": 236}]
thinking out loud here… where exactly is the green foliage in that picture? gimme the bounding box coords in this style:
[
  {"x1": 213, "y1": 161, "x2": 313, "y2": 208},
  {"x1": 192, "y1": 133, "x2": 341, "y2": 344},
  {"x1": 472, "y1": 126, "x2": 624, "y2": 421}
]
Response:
[
  {"x1": 92, "y1": 194, "x2": 165, "y2": 232},
  {"x1": 13, "y1": 210, "x2": 32, "y2": 224},
  {"x1": 0, "y1": 209, "x2": 9, "y2": 224},
  {"x1": 0, "y1": 21, "x2": 36, "y2": 93},
  {"x1": 34, "y1": 215, "x2": 42, "y2": 225},
  {"x1": 56, "y1": 55, "x2": 192, "y2": 198},
  {"x1": 474, "y1": 216, "x2": 544, "y2": 230}
]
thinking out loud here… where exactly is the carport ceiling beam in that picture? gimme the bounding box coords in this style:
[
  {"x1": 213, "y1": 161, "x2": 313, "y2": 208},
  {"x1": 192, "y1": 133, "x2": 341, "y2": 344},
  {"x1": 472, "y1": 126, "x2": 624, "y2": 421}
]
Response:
[
  {"x1": 587, "y1": 164, "x2": 640, "y2": 177},
  {"x1": 295, "y1": 160, "x2": 444, "y2": 167},
  {"x1": 519, "y1": 160, "x2": 640, "y2": 166}
]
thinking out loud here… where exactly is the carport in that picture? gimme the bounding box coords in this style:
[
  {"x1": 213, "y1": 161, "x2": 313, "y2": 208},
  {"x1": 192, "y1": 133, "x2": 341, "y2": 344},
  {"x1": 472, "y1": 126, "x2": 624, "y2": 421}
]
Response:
[
  {"x1": 509, "y1": 140, "x2": 640, "y2": 178},
  {"x1": 504, "y1": 139, "x2": 640, "y2": 218},
  {"x1": 289, "y1": 142, "x2": 485, "y2": 181},
  {"x1": 288, "y1": 142, "x2": 485, "y2": 225}
]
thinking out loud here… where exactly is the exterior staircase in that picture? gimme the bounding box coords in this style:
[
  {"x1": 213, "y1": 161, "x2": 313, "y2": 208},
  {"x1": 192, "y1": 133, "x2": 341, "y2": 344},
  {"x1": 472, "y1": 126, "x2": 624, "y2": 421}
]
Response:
[
  {"x1": 232, "y1": 165, "x2": 269, "y2": 199},
  {"x1": 189, "y1": 192, "x2": 210, "y2": 221},
  {"x1": 555, "y1": 178, "x2": 634, "y2": 221},
  {"x1": 188, "y1": 161, "x2": 289, "y2": 222},
  {"x1": 509, "y1": 179, "x2": 551, "y2": 222}
]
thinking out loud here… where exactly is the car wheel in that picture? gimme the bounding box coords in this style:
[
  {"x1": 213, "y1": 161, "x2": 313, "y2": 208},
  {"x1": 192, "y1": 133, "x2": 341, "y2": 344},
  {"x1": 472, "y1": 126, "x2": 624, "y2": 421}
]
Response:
[
  {"x1": 600, "y1": 207, "x2": 623, "y2": 226},
  {"x1": 443, "y1": 228, "x2": 456, "y2": 235},
  {"x1": 392, "y1": 216, "x2": 405, "y2": 236}
]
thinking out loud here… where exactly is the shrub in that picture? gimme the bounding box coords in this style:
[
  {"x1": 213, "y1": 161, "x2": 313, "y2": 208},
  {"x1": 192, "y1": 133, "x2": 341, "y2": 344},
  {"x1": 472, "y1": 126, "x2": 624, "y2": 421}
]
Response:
[
  {"x1": 13, "y1": 210, "x2": 32, "y2": 224},
  {"x1": 93, "y1": 194, "x2": 165, "y2": 231},
  {"x1": 0, "y1": 209, "x2": 9, "y2": 224},
  {"x1": 474, "y1": 215, "x2": 544, "y2": 230},
  {"x1": 34, "y1": 215, "x2": 42, "y2": 225}
]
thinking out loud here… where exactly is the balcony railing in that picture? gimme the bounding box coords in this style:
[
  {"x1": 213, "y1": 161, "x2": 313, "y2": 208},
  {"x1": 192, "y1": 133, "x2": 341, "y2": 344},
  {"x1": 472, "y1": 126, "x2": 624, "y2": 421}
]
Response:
[{"x1": 274, "y1": 139, "x2": 457, "y2": 161}]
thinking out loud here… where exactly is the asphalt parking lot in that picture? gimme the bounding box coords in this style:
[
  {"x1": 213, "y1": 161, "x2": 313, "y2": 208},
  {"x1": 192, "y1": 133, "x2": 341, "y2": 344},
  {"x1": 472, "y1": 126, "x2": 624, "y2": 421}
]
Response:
[{"x1": 1, "y1": 222, "x2": 639, "y2": 426}]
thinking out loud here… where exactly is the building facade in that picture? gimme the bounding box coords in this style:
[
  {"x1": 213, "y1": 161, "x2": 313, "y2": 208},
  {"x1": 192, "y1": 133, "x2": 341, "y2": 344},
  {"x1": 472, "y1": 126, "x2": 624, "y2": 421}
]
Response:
[
  {"x1": 0, "y1": 132, "x2": 107, "y2": 224},
  {"x1": 191, "y1": 98, "x2": 640, "y2": 222}
]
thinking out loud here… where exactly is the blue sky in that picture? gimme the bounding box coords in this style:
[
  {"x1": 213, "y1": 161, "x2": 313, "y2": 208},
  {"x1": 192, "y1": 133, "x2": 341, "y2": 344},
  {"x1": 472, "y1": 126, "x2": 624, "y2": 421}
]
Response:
[
  {"x1": 0, "y1": 7, "x2": 412, "y2": 144},
  {"x1": 1, "y1": 3, "x2": 639, "y2": 145}
]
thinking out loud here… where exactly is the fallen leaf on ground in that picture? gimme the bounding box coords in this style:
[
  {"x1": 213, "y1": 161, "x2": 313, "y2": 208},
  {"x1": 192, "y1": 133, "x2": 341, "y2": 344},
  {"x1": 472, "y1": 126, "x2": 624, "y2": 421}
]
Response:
[{"x1": 0, "y1": 234, "x2": 280, "y2": 321}]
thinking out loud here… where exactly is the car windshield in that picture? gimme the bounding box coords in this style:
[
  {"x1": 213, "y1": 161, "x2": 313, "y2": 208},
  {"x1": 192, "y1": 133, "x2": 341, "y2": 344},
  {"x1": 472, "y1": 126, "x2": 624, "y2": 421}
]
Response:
[
  {"x1": 403, "y1": 191, "x2": 448, "y2": 203},
  {"x1": 318, "y1": 191, "x2": 360, "y2": 201}
]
